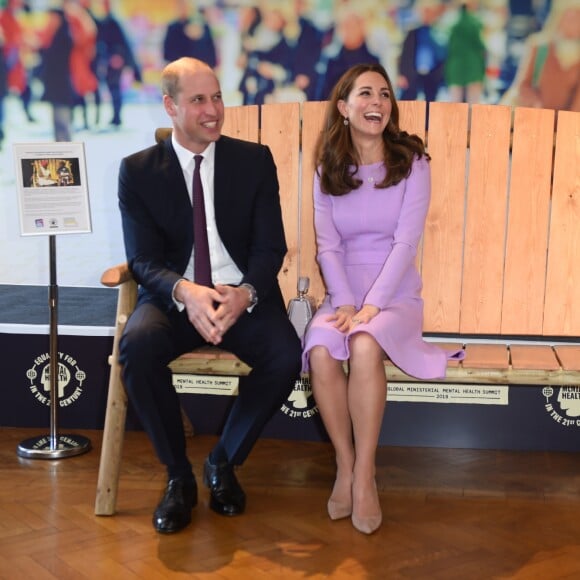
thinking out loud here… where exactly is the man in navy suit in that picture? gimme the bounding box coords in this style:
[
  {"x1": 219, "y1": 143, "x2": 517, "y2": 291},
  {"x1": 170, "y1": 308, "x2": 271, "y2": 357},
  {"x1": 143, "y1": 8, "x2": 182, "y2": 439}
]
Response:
[{"x1": 117, "y1": 57, "x2": 302, "y2": 533}]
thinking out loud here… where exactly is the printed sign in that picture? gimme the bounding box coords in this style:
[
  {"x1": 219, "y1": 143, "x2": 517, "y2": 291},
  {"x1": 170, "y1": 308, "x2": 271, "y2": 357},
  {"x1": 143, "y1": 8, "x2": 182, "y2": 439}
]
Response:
[
  {"x1": 387, "y1": 383, "x2": 509, "y2": 405},
  {"x1": 26, "y1": 351, "x2": 87, "y2": 407},
  {"x1": 542, "y1": 386, "x2": 580, "y2": 427},
  {"x1": 14, "y1": 142, "x2": 92, "y2": 236},
  {"x1": 173, "y1": 374, "x2": 239, "y2": 396}
]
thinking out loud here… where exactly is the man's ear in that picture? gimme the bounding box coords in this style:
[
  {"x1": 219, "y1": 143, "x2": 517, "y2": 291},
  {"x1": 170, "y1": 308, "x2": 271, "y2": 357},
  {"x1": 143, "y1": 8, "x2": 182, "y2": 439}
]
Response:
[{"x1": 163, "y1": 94, "x2": 175, "y2": 117}]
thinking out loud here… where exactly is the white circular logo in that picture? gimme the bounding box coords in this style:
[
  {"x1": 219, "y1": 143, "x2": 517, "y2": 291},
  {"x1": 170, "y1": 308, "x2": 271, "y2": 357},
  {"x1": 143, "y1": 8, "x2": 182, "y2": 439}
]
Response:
[
  {"x1": 543, "y1": 385, "x2": 580, "y2": 427},
  {"x1": 26, "y1": 352, "x2": 87, "y2": 407},
  {"x1": 281, "y1": 377, "x2": 319, "y2": 420}
]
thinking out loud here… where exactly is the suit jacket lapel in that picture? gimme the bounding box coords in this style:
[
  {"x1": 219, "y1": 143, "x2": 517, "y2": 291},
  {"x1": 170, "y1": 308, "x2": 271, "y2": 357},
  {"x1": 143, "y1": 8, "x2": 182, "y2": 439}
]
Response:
[
  {"x1": 163, "y1": 138, "x2": 192, "y2": 211},
  {"x1": 162, "y1": 138, "x2": 194, "y2": 273},
  {"x1": 213, "y1": 137, "x2": 231, "y2": 233}
]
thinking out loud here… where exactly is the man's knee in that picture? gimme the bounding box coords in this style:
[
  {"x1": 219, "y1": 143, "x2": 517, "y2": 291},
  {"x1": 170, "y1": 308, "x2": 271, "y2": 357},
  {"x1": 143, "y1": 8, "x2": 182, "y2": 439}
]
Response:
[
  {"x1": 119, "y1": 319, "x2": 173, "y2": 368},
  {"x1": 272, "y1": 331, "x2": 302, "y2": 378}
]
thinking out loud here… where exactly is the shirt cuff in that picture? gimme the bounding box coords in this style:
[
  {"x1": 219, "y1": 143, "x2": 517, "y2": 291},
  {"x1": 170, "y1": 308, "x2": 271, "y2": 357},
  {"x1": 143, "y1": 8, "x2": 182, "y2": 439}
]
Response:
[
  {"x1": 172, "y1": 278, "x2": 187, "y2": 311},
  {"x1": 240, "y1": 283, "x2": 258, "y2": 313}
]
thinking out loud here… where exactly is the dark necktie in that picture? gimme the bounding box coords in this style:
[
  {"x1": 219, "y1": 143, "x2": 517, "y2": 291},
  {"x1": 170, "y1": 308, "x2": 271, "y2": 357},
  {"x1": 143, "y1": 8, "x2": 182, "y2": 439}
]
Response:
[{"x1": 192, "y1": 154, "x2": 212, "y2": 287}]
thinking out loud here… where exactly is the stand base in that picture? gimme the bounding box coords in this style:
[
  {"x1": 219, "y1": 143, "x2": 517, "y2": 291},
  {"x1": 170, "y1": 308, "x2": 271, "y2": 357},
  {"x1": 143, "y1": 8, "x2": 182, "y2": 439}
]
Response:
[{"x1": 17, "y1": 434, "x2": 91, "y2": 459}]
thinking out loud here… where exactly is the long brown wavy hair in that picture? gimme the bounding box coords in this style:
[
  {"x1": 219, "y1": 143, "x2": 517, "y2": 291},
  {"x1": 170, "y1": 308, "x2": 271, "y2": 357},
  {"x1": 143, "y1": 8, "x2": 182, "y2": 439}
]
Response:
[{"x1": 315, "y1": 63, "x2": 429, "y2": 196}]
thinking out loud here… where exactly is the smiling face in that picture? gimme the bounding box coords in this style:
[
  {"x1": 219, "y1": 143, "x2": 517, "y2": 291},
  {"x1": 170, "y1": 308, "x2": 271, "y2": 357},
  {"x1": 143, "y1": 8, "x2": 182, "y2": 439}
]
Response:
[
  {"x1": 163, "y1": 60, "x2": 224, "y2": 153},
  {"x1": 337, "y1": 71, "x2": 392, "y2": 143}
]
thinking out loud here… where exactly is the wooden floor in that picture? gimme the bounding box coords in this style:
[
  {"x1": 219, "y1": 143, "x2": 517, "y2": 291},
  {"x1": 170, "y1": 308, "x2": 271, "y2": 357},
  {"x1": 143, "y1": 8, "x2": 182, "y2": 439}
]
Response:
[{"x1": 1, "y1": 428, "x2": 580, "y2": 579}]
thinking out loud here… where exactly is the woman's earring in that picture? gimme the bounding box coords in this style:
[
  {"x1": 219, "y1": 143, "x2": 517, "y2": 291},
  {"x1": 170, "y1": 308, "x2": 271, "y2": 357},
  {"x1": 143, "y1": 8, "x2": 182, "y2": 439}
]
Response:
[{"x1": 343, "y1": 117, "x2": 349, "y2": 126}]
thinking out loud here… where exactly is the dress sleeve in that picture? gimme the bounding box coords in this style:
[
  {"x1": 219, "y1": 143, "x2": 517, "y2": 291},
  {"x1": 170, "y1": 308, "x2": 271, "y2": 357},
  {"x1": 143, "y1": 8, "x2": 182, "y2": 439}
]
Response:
[
  {"x1": 313, "y1": 172, "x2": 356, "y2": 308},
  {"x1": 364, "y1": 156, "x2": 431, "y2": 309}
]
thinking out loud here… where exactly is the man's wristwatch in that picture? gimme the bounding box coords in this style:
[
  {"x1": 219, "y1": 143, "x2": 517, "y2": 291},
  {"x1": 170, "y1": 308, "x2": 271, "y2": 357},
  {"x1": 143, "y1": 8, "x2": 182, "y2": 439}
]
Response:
[{"x1": 240, "y1": 283, "x2": 258, "y2": 307}]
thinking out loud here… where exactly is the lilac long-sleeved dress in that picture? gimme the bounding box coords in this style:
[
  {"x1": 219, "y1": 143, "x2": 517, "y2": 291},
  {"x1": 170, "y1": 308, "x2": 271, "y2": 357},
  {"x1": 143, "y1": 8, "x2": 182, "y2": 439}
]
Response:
[{"x1": 302, "y1": 156, "x2": 464, "y2": 379}]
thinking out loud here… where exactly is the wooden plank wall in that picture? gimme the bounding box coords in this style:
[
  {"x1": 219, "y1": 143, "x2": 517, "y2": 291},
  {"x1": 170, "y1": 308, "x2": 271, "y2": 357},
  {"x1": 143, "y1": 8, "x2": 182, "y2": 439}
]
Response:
[
  {"x1": 223, "y1": 101, "x2": 579, "y2": 339},
  {"x1": 544, "y1": 110, "x2": 580, "y2": 336},
  {"x1": 421, "y1": 102, "x2": 469, "y2": 333},
  {"x1": 502, "y1": 107, "x2": 554, "y2": 335}
]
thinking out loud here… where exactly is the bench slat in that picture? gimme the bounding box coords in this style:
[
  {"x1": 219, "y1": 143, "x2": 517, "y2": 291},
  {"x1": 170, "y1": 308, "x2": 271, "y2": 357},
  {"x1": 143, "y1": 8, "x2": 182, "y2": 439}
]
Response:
[
  {"x1": 221, "y1": 104, "x2": 259, "y2": 142},
  {"x1": 462, "y1": 344, "x2": 509, "y2": 369},
  {"x1": 441, "y1": 366, "x2": 579, "y2": 386},
  {"x1": 422, "y1": 102, "x2": 469, "y2": 334},
  {"x1": 554, "y1": 345, "x2": 580, "y2": 372},
  {"x1": 261, "y1": 102, "x2": 301, "y2": 306},
  {"x1": 544, "y1": 110, "x2": 580, "y2": 336},
  {"x1": 169, "y1": 353, "x2": 251, "y2": 376},
  {"x1": 398, "y1": 100, "x2": 427, "y2": 143},
  {"x1": 501, "y1": 107, "x2": 555, "y2": 335},
  {"x1": 461, "y1": 104, "x2": 511, "y2": 334},
  {"x1": 510, "y1": 345, "x2": 560, "y2": 371}
]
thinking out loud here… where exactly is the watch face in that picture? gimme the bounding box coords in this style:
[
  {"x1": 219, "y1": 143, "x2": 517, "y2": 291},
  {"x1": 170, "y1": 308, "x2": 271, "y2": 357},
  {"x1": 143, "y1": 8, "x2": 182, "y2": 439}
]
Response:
[{"x1": 242, "y1": 284, "x2": 257, "y2": 305}]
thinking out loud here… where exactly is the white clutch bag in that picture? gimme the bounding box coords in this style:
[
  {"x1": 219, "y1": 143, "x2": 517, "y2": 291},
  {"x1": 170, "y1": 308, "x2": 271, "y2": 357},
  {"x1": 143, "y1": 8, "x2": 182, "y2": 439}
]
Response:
[{"x1": 287, "y1": 276, "x2": 317, "y2": 339}]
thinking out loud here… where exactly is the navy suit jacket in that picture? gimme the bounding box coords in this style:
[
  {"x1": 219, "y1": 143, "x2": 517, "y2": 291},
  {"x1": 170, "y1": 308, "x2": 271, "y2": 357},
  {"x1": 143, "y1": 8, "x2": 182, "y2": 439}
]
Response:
[{"x1": 118, "y1": 134, "x2": 288, "y2": 313}]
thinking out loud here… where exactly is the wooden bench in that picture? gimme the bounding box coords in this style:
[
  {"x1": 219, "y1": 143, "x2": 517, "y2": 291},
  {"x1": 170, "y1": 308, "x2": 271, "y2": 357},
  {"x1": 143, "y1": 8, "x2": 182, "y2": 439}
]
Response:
[{"x1": 95, "y1": 101, "x2": 580, "y2": 516}]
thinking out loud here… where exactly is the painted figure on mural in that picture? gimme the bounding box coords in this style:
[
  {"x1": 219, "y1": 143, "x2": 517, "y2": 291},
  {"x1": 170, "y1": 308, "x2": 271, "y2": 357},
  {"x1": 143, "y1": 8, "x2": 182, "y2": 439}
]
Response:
[
  {"x1": 287, "y1": 0, "x2": 330, "y2": 102},
  {"x1": 66, "y1": 0, "x2": 99, "y2": 131},
  {"x1": 398, "y1": 0, "x2": 448, "y2": 103},
  {"x1": 501, "y1": 0, "x2": 580, "y2": 111},
  {"x1": 316, "y1": 4, "x2": 381, "y2": 101},
  {"x1": 0, "y1": 0, "x2": 36, "y2": 123},
  {"x1": 237, "y1": 1, "x2": 295, "y2": 104},
  {"x1": 0, "y1": 25, "x2": 7, "y2": 148},
  {"x1": 97, "y1": 0, "x2": 142, "y2": 127},
  {"x1": 36, "y1": 2, "x2": 75, "y2": 142},
  {"x1": 162, "y1": 0, "x2": 217, "y2": 67},
  {"x1": 77, "y1": 0, "x2": 104, "y2": 127},
  {"x1": 445, "y1": 1, "x2": 487, "y2": 103}
]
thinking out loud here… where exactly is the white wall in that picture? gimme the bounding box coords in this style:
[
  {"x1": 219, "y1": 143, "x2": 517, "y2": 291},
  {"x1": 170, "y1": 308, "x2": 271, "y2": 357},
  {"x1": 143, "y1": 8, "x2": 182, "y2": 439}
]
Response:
[{"x1": 1, "y1": 98, "x2": 168, "y2": 287}]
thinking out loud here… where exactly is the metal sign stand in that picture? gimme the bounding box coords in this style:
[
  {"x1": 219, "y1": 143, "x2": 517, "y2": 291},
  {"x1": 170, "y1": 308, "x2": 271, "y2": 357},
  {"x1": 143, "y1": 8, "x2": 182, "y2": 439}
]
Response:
[{"x1": 17, "y1": 236, "x2": 91, "y2": 459}]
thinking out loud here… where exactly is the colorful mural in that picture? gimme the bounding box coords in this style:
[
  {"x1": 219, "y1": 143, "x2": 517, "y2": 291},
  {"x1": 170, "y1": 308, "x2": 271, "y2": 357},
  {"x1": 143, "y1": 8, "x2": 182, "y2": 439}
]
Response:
[
  {"x1": 0, "y1": 0, "x2": 578, "y2": 288},
  {"x1": 0, "y1": 0, "x2": 578, "y2": 141}
]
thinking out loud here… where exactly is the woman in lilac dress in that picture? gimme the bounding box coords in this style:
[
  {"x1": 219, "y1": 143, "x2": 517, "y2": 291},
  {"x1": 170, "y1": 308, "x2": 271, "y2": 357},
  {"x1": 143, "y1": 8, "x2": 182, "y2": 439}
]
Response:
[{"x1": 302, "y1": 63, "x2": 463, "y2": 535}]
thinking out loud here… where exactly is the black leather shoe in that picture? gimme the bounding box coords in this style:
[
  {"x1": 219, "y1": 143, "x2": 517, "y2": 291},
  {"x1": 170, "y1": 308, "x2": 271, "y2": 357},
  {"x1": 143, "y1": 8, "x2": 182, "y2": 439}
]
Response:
[
  {"x1": 203, "y1": 458, "x2": 246, "y2": 516},
  {"x1": 153, "y1": 477, "x2": 197, "y2": 533}
]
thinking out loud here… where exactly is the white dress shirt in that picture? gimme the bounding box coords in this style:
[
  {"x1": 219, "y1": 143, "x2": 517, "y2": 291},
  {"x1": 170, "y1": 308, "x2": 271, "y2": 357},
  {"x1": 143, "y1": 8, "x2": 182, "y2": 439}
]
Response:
[{"x1": 172, "y1": 136, "x2": 244, "y2": 287}]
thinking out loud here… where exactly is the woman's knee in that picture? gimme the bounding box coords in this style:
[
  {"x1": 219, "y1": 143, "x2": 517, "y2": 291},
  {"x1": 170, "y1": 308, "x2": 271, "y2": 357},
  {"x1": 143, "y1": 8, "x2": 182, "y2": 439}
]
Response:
[
  {"x1": 309, "y1": 345, "x2": 328, "y2": 363},
  {"x1": 349, "y1": 332, "x2": 383, "y2": 364},
  {"x1": 309, "y1": 345, "x2": 341, "y2": 371}
]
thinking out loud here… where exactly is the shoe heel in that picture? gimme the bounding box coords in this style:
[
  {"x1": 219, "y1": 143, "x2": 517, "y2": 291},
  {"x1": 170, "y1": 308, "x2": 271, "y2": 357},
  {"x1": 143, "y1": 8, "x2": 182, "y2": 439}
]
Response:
[{"x1": 327, "y1": 498, "x2": 352, "y2": 520}]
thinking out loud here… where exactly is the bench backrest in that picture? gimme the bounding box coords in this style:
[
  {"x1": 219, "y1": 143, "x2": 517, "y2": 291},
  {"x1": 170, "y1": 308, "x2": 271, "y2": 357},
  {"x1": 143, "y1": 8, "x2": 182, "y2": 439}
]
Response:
[{"x1": 221, "y1": 101, "x2": 580, "y2": 339}]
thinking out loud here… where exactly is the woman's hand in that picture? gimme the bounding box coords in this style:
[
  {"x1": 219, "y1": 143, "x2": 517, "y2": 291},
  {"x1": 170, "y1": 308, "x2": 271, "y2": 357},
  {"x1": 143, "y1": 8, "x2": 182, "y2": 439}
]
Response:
[
  {"x1": 326, "y1": 305, "x2": 356, "y2": 333},
  {"x1": 350, "y1": 304, "x2": 380, "y2": 330}
]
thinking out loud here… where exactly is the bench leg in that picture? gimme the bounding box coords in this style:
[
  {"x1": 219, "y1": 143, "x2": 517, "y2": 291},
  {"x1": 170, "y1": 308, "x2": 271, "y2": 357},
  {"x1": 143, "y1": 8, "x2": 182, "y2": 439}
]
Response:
[
  {"x1": 95, "y1": 280, "x2": 136, "y2": 516},
  {"x1": 94, "y1": 353, "x2": 127, "y2": 515}
]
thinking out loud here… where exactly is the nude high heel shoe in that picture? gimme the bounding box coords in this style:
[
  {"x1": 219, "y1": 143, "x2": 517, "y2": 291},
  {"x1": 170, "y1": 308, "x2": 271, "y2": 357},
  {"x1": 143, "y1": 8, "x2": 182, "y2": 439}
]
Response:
[
  {"x1": 327, "y1": 475, "x2": 353, "y2": 520},
  {"x1": 351, "y1": 479, "x2": 382, "y2": 534}
]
